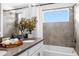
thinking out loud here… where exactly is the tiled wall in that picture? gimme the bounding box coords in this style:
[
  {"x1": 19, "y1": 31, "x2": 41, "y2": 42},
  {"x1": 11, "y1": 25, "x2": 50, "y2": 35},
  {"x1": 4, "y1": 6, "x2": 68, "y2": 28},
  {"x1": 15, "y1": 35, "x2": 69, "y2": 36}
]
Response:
[{"x1": 43, "y1": 7, "x2": 75, "y2": 47}]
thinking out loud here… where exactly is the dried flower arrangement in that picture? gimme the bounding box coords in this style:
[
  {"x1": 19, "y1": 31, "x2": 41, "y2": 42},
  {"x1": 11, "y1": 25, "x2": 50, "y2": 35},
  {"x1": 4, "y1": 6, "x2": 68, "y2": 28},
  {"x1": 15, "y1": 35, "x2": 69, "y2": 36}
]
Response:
[
  {"x1": 16, "y1": 17, "x2": 37, "y2": 35},
  {"x1": 25, "y1": 17, "x2": 37, "y2": 34}
]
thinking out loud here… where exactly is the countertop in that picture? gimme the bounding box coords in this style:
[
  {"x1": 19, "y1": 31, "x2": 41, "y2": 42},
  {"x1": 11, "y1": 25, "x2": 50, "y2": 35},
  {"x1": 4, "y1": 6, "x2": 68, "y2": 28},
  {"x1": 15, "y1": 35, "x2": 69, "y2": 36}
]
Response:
[{"x1": 0, "y1": 38, "x2": 43, "y2": 56}]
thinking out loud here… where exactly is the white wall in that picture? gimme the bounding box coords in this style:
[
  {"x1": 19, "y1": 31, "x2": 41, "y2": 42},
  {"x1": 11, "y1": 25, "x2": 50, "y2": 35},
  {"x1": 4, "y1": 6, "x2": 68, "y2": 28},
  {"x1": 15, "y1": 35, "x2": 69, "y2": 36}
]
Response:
[
  {"x1": 30, "y1": 6, "x2": 43, "y2": 39},
  {"x1": 74, "y1": 4, "x2": 79, "y2": 41},
  {"x1": 16, "y1": 8, "x2": 29, "y2": 19},
  {"x1": 74, "y1": 4, "x2": 79, "y2": 55},
  {"x1": 34, "y1": 6, "x2": 43, "y2": 39}
]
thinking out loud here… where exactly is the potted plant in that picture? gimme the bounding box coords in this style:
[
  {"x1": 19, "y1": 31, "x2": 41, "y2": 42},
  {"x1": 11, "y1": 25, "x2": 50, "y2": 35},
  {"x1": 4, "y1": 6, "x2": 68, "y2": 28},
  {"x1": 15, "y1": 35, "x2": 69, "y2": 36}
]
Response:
[
  {"x1": 25, "y1": 17, "x2": 37, "y2": 38},
  {"x1": 17, "y1": 18, "x2": 26, "y2": 36},
  {"x1": 15, "y1": 17, "x2": 37, "y2": 38}
]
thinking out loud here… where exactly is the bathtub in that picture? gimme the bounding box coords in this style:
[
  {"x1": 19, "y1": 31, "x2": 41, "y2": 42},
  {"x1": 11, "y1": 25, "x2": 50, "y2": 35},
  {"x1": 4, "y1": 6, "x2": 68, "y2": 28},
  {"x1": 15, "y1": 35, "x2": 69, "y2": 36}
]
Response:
[{"x1": 40, "y1": 45, "x2": 78, "y2": 56}]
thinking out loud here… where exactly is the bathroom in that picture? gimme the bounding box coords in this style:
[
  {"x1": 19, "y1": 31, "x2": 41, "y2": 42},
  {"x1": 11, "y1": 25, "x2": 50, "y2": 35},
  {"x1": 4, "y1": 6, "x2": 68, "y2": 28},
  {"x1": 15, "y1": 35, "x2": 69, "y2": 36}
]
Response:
[{"x1": 0, "y1": 3, "x2": 79, "y2": 56}]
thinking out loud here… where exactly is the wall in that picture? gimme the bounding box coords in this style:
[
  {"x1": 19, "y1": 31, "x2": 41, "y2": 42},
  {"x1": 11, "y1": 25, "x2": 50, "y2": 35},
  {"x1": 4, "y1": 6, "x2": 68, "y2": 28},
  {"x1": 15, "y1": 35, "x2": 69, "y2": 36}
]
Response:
[
  {"x1": 33, "y1": 6, "x2": 43, "y2": 39},
  {"x1": 43, "y1": 4, "x2": 75, "y2": 47},
  {"x1": 74, "y1": 4, "x2": 79, "y2": 55},
  {"x1": 15, "y1": 8, "x2": 29, "y2": 19}
]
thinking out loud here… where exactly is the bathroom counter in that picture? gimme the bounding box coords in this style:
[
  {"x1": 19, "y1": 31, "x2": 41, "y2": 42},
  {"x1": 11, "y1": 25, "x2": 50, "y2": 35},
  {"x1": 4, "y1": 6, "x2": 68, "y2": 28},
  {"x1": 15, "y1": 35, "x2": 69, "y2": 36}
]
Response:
[{"x1": 0, "y1": 38, "x2": 43, "y2": 56}]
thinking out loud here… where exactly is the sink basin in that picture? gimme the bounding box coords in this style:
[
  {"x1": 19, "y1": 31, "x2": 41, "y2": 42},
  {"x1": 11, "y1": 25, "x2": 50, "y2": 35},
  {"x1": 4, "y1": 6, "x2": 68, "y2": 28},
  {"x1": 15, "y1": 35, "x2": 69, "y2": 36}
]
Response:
[
  {"x1": 0, "y1": 50, "x2": 7, "y2": 56},
  {"x1": 23, "y1": 40, "x2": 35, "y2": 43}
]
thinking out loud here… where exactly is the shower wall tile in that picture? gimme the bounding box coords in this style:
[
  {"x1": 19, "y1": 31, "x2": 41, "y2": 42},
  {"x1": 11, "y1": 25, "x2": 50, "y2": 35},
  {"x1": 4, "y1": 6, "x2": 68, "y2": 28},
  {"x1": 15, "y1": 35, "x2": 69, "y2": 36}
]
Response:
[{"x1": 43, "y1": 22, "x2": 74, "y2": 47}]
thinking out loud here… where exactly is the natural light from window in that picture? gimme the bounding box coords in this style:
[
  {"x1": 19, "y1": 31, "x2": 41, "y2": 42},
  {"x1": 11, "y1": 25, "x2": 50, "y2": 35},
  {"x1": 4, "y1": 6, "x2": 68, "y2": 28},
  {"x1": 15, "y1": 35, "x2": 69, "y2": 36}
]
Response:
[{"x1": 42, "y1": 8, "x2": 69, "y2": 23}]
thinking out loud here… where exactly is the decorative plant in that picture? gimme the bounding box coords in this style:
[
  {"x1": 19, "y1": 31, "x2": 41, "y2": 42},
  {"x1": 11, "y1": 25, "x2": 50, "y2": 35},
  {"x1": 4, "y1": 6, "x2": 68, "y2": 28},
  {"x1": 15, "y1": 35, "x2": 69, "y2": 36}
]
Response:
[
  {"x1": 15, "y1": 17, "x2": 37, "y2": 35},
  {"x1": 25, "y1": 17, "x2": 37, "y2": 34},
  {"x1": 17, "y1": 18, "x2": 26, "y2": 34}
]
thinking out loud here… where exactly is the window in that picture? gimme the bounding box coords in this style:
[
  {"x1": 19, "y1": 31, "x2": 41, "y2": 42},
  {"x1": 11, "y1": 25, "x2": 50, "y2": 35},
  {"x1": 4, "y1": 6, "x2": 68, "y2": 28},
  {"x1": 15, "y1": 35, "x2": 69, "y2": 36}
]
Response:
[{"x1": 42, "y1": 8, "x2": 69, "y2": 23}]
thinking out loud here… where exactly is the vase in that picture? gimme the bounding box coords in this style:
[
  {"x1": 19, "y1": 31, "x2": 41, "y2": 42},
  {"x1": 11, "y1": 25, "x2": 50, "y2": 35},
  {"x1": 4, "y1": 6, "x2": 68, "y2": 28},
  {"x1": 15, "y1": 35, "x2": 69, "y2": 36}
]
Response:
[
  {"x1": 19, "y1": 31, "x2": 22, "y2": 35},
  {"x1": 28, "y1": 34, "x2": 32, "y2": 38},
  {"x1": 18, "y1": 30, "x2": 24, "y2": 39}
]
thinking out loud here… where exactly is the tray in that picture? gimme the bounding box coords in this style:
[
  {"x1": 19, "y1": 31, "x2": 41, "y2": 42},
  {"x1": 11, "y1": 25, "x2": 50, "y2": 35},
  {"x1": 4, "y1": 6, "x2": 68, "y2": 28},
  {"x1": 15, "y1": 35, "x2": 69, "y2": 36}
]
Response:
[{"x1": 0, "y1": 43, "x2": 22, "y2": 48}]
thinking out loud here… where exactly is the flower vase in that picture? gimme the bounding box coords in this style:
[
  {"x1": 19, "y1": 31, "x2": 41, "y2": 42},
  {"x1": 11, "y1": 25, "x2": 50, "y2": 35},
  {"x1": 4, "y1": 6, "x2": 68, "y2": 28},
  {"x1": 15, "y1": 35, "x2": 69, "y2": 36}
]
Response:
[{"x1": 28, "y1": 33, "x2": 32, "y2": 38}]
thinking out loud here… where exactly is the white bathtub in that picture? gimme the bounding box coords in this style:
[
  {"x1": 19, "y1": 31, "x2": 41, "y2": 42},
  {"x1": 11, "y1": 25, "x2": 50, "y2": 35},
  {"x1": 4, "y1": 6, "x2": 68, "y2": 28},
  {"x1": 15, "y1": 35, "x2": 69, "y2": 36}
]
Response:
[{"x1": 40, "y1": 45, "x2": 78, "y2": 56}]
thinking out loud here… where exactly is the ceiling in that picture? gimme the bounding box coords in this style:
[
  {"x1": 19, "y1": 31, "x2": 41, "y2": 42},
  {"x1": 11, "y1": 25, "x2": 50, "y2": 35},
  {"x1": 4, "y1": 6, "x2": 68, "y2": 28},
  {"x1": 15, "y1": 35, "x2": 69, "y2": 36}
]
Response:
[
  {"x1": 2, "y1": 3, "x2": 54, "y2": 10},
  {"x1": 2, "y1": 3, "x2": 45, "y2": 10}
]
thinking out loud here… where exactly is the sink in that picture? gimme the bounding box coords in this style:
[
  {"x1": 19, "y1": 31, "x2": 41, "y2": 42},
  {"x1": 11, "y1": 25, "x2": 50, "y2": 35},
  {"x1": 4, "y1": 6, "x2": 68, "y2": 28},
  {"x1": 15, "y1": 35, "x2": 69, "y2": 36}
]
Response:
[
  {"x1": 0, "y1": 50, "x2": 7, "y2": 56},
  {"x1": 23, "y1": 40, "x2": 35, "y2": 43}
]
